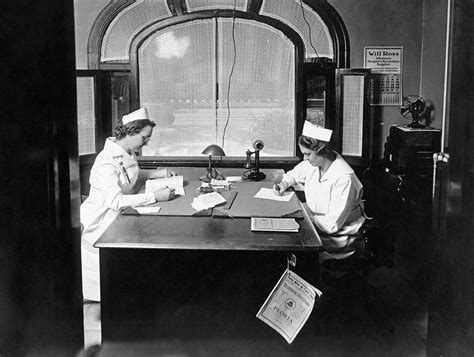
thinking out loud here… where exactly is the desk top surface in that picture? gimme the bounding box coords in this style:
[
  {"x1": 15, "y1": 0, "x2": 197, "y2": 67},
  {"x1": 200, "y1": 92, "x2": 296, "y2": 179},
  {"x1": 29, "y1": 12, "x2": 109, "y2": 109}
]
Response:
[{"x1": 95, "y1": 168, "x2": 322, "y2": 251}]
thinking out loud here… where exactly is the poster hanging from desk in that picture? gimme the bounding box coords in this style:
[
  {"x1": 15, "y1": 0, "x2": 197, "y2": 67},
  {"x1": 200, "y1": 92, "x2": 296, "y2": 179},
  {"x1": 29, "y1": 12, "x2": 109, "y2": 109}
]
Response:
[{"x1": 364, "y1": 46, "x2": 403, "y2": 106}]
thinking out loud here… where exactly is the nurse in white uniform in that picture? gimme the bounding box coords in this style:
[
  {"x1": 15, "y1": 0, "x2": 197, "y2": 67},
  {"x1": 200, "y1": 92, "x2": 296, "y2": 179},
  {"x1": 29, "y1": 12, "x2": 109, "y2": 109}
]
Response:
[
  {"x1": 273, "y1": 121, "x2": 366, "y2": 260},
  {"x1": 80, "y1": 108, "x2": 176, "y2": 301}
]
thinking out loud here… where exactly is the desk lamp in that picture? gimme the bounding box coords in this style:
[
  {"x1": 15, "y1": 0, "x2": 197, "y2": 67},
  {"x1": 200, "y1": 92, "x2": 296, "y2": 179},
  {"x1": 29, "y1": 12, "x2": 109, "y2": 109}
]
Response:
[{"x1": 201, "y1": 144, "x2": 226, "y2": 182}]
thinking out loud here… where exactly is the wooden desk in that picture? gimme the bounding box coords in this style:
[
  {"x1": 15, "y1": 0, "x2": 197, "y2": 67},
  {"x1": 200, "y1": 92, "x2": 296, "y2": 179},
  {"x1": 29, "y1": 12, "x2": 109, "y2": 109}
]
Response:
[{"x1": 95, "y1": 169, "x2": 323, "y2": 347}]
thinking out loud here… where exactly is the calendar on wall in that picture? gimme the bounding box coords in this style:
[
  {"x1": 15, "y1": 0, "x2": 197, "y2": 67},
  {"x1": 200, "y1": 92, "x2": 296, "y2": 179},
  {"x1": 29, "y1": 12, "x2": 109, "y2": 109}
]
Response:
[{"x1": 364, "y1": 46, "x2": 403, "y2": 106}]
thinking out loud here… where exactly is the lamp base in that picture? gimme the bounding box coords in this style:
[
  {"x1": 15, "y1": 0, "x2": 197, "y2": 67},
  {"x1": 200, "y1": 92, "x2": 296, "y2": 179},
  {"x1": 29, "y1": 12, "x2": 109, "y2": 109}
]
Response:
[
  {"x1": 200, "y1": 168, "x2": 226, "y2": 182},
  {"x1": 200, "y1": 174, "x2": 211, "y2": 183},
  {"x1": 248, "y1": 171, "x2": 266, "y2": 181}
]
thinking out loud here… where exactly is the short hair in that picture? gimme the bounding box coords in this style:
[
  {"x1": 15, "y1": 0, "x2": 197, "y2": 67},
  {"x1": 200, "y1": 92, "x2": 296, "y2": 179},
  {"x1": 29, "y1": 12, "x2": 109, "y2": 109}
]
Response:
[
  {"x1": 114, "y1": 119, "x2": 156, "y2": 140},
  {"x1": 298, "y1": 135, "x2": 336, "y2": 161}
]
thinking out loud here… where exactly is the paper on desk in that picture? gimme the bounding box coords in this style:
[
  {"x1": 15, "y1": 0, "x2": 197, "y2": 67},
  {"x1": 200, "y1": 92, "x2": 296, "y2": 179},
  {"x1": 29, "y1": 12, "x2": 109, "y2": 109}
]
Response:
[
  {"x1": 191, "y1": 192, "x2": 226, "y2": 211},
  {"x1": 210, "y1": 178, "x2": 230, "y2": 186},
  {"x1": 251, "y1": 218, "x2": 299, "y2": 232},
  {"x1": 254, "y1": 187, "x2": 294, "y2": 202},
  {"x1": 145, "y1": 175, "x2": 185, "y2": 196},
  {"x1": 226, "y1": 176, "x2": 243, "y2": 182},
  {"x1": 256, "y1": 268, "x2": 322, "y2": 344},
  {"x1": 133, "y1": 206, "x2": 161, "y2": 215}
]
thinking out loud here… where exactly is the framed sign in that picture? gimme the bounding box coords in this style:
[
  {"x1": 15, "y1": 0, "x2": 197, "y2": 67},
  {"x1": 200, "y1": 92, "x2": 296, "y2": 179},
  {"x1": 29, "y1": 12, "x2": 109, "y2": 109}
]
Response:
[{"x1": 364, "y1": 46, "x2": 403, "y2": 106}]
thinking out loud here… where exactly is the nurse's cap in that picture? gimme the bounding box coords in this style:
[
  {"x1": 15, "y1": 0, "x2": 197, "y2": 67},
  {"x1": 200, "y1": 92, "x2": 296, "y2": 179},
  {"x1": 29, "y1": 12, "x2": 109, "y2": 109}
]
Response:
[
  {"x1": 302, "y1": 121, "x2": 333, "y2": 142},
  {"x1": 121, "y1": 108, "x2": 150, "y2": 125}
]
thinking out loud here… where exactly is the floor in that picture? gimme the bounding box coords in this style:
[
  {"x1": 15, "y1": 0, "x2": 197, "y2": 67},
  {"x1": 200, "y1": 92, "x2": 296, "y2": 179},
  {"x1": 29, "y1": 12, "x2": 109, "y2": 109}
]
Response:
[
  {"x1": 82, "y1": 213, "x2": 430, "y2": 356},
  {"x1": 83, "y1": 301, "x2": 101, "y2": 350}
]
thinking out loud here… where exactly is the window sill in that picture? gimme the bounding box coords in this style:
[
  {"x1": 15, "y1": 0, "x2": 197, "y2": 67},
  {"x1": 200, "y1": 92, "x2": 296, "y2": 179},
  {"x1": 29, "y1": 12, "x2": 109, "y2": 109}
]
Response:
[{"x1": 138, "y1": 156, "x2": 301, "y2": 171}]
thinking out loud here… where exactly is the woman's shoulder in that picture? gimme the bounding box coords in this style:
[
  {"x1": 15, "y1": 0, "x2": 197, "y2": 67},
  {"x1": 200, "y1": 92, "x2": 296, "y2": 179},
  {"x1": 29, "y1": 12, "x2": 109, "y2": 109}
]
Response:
[{"x1": 329, "y1": 155, "x2": 354, "y2": 175}]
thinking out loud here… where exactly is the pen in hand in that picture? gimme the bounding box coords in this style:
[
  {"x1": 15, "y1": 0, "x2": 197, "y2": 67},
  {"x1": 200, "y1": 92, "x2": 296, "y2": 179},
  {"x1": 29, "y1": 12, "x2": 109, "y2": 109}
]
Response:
[{"x1": 273, "y1": 183, "x2": 283, "y2": 196}]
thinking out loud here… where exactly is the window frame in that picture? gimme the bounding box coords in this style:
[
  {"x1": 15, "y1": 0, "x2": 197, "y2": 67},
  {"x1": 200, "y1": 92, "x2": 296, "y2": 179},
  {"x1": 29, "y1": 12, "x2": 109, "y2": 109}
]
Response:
[
  {"x1": 334, "y1": 68, "x2": 372, "y2": 168},
  {"x1": 130, "y1": 10, "x2": 304, "y2": 168},
  {"x1": 86, "y1": 0, "x2": 350, "y2": 170},
  {"x1": 76, "y1": 70, "x2": 111, "y2": 163}
]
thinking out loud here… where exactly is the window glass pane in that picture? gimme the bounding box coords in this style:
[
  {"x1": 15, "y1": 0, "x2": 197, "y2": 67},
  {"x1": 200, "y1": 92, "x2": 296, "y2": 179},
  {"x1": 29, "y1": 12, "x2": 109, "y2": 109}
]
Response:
[
  {"x1": 138, "y1": 18, "x2": 295, "y2": 157},
  {"x1": 102, "y1": 0, "x2": 171, "y2": 62},
  {"x1": 306, "y1": 75, "x2": 326, "y2": 126},
  {"x1": 139, "y1": 20, "x2": 216, "y2": 156},
  {"x1": 218, "y1": 18, "x2": 295, "y2": 157},
  {"x1": 185, "y1": 0, "x2": 248, "y2": 12},
  {"x1": 261, "y1": 0, "x2": 333, "y2": 60},
  {"x1": 77, "y1": 77, "x2": 96, "y2": 155}
]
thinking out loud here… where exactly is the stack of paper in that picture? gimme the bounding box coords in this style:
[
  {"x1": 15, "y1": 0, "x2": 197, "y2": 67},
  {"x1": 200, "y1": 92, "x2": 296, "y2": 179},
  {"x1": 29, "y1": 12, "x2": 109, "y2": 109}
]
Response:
[
  {"x1": 210, "y1": 178, "x2": 231, "y2": 187},
  {"x1": 251, "y1": 218, "x2": 300, "y2": 232},
  {"x1": 145, "y1": 175, "x2": 185, "y2": 196},
  {"x1": 191, "y1": 192, "x2": 226, "y2": 211}
]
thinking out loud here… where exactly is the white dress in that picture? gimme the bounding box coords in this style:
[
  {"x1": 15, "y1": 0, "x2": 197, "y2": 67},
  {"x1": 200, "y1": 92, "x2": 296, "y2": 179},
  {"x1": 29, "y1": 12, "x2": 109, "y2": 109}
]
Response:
[
  {"x1": 80, "y1": 138, "x2": 156, "y2": 301},
  {"x1": 281, "y1": 154, "x2": 366, "y2": 259}
]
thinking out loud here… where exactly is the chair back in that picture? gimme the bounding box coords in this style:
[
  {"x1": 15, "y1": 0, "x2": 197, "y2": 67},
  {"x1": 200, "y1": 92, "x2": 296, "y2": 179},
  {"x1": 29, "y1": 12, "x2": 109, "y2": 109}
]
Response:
[{"x1": 360, "y1": 167, "x2": 403, "y2": 269}]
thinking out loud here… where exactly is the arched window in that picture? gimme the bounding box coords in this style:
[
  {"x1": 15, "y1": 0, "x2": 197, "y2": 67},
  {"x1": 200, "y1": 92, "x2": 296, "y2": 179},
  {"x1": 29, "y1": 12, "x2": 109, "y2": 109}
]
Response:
[{"x1": 86, "y1": 0, "x2": 349, "y2": 164}]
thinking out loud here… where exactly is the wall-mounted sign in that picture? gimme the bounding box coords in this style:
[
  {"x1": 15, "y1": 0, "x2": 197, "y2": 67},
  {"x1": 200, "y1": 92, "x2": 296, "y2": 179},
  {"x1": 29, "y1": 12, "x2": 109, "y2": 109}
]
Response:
[{"x1": 364, "y1": 46, "x2": 403, "y2": 106}]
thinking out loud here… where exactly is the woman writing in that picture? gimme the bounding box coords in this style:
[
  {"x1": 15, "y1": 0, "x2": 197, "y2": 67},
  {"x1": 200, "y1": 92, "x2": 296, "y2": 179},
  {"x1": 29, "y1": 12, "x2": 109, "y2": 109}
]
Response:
[
  {"x1": 274, "y1": 121, "x2": 366, "y2": 260},
  {"x1": 81, "y1": 108, "x2": 176, "y2": 301}
]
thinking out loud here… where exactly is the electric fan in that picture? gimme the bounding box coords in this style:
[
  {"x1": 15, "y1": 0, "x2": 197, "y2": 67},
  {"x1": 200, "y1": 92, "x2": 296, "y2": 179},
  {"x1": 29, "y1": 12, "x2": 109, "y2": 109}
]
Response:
[{"x1": 400, "y1": 95, "x2": 427, "y2": 128}]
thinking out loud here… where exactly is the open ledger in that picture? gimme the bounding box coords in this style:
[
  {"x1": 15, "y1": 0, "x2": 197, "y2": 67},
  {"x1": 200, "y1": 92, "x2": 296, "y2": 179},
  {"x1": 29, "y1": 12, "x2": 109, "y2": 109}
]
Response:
[
  {"x1": 145, "y1": 175, "x2": 185, "y2": 196},
  {"x1": 256, "y1": 268, "x2": 322, "y2": 344},
  {"x1": 251, "y1": 218, "x2": 299, "y2": 232}
]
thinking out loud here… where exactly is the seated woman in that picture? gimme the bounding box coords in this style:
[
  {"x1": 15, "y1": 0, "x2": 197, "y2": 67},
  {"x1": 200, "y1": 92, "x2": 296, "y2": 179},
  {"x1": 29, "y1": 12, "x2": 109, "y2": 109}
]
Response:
[
  {"x1": 273, "y1": 121, "x2": 366, "y2": 260},
  {"x1": 81, "y1": 108, "x2": 177, "y2": 301}
]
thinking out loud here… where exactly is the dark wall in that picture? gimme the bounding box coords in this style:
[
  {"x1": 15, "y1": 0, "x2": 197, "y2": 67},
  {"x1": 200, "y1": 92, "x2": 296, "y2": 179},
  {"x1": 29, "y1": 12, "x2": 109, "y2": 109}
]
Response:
[
  {"x1": 0, "y1": 0, "x2": 83, "y2": 355},
  {"x1": 330, "y1": 0, "x2": 438, "y2": 158},
  {"x1": 420, "y1": 0, "x2": 449, "y2": 139}
]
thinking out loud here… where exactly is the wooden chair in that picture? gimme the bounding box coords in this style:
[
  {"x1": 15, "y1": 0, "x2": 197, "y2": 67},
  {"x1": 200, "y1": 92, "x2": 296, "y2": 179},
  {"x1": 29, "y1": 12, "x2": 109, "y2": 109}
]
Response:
[{"x1": 319, "y1": 167, "x2": 403, "y2": 295}]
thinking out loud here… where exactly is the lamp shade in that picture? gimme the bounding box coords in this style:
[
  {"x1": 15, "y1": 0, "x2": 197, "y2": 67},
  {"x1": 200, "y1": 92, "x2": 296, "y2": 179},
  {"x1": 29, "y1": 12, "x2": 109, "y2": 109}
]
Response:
[{"x1": 202, "y1": 144, "x2": 226, "y2": 157}]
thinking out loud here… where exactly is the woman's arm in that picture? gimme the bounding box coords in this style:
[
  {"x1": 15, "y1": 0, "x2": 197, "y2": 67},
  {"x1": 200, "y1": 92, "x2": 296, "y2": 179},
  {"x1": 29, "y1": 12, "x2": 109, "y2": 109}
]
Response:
[
  {"x1": 97, "y1": 163, "x2": 156, "y2": 210},
  {"x1": 312, "y1": 177, "x2": 357, "y2": 234},
  {"x1": 273, "y1": 162, "x2": 308, "y2": 195},
  {"x1": 281, "y1": 161, "x2": 310, "y2": 187}
]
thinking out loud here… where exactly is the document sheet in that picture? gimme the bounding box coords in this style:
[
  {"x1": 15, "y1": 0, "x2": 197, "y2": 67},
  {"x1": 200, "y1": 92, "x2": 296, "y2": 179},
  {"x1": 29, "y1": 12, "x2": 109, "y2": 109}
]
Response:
[
  {"x1": 254, "y1": 187, "x2": 294, "y2": 202},
  {"x1": 191, "y1": 192, "x2": 226, "y2": 211},
  {"x1": 133, "y1": 206, "x2": 161, "y2": 215},
  {"x1": 251, "y1": 218, "x2": 299, "y2": 232},
  {"x1": 256, "y1": 269, "x2": 322, "y2": 344}
]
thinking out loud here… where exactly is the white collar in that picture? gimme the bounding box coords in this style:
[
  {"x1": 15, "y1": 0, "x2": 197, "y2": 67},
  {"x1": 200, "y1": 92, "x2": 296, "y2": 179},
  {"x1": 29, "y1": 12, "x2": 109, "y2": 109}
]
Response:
[
  {"x1": 319, "y1": 154, "x2": 354, "y2": 181},
  {"x1": 104, "y1": 137, "x2": 134, "y2": 160}
]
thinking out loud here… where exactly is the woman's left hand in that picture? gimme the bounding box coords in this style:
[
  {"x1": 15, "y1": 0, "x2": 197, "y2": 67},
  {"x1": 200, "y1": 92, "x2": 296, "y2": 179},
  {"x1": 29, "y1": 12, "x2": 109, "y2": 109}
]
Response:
[
  {"x1": 166, "y1": 169, "x2": 177, "y2": 177},
  {"x1": 151, "y1": 168, "x2": 177, "y2": 179}
]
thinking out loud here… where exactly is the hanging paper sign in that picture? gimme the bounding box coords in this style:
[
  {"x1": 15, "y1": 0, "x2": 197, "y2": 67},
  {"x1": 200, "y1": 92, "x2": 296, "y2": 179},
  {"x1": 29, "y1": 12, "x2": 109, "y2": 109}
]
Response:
[{"x1": 256, "y1": 268, "x2": 322, "y2": 344}]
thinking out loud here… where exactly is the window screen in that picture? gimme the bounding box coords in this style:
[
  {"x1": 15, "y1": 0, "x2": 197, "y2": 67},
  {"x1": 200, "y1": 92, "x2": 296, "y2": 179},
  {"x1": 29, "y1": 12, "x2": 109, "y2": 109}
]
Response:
[
  {"x1": 261, "y1": 0, "x2": 333, "y2": 60},
  {"x1": 77, "y1": 77, "x2": 96, "y2": 155},
  {"x1": 342, "y1": 75, "x2": 364, "y2": 156},
  {"x1": 138, "y1": 18, "x2": 295, "y2": 158},
  {"x1": 185, "y1": 0, "x2": 248, "y2": 12},
  {"x1": 101, "y1": 0, "x2": 171, "y2": 62}
]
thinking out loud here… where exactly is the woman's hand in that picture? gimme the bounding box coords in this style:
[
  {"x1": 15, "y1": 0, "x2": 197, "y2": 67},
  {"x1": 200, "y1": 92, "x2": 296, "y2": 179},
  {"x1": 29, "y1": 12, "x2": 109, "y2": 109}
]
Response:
[
  {"x1": 153, "y1": 187, "x2": 176, "y2": 201},
  {"x1": 166, "y1": 169, "x2": 177, "y2": 177},
  {"x1": 151, "y1": 168, "x2": 177, "y2": 179},
  {"x1": 273, "y1": 181, "x2": 289, "y2": 196}
]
